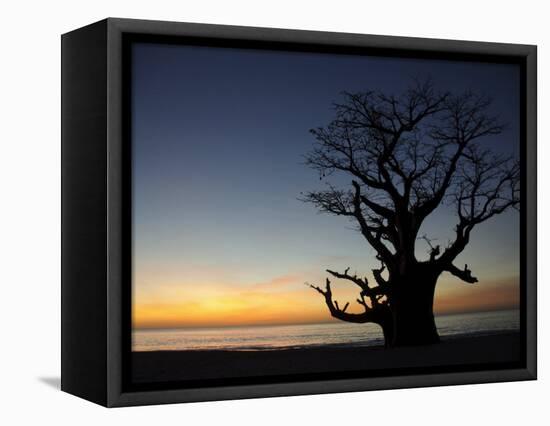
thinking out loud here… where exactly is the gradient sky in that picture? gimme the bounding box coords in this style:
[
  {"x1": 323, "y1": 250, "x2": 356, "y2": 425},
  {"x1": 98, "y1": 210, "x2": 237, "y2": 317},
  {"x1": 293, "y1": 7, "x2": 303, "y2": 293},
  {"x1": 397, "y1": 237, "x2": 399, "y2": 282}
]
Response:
[{"x1": 131, "y1": 42, "x2": 521, "y2": 329}]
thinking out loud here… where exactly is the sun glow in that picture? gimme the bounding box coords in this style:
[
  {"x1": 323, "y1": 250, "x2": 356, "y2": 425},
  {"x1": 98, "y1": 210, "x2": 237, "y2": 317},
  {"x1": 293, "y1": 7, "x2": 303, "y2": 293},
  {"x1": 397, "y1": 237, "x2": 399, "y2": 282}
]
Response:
[{"x1": 133, "y1": 271, "x2": 520, "y2": 329}]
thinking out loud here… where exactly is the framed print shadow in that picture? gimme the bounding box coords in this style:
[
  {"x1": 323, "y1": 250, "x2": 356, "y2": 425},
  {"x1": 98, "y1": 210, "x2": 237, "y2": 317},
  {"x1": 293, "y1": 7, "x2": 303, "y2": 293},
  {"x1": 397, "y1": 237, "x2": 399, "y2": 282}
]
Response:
[{"x1": 61, "y1": 18, "x2": 537, "y2": 407}]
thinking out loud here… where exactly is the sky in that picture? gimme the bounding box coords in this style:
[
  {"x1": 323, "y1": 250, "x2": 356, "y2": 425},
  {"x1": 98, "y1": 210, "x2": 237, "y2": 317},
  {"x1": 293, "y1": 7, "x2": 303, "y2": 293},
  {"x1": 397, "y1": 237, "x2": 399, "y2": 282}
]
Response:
[{"x1": 131, "y1": 42, "x2": 521, "y2": 329}]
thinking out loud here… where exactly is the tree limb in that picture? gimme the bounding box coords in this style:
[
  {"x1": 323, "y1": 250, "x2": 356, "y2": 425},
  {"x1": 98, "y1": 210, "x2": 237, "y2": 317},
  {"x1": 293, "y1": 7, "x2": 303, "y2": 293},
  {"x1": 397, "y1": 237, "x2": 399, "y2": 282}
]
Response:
[
  {"x1": 444, "y1": 262, "x2": 478, "y2": 284},
  {"x1": 306, "y1": 279, "x2": 382, "y2": 323}
]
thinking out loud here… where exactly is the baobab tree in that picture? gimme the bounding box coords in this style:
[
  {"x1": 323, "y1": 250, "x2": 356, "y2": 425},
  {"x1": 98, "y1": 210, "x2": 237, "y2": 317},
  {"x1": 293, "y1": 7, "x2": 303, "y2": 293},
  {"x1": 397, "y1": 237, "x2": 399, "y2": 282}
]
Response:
[{"x1": 303, "y1": 81, "x2": 519, "y2": 347}]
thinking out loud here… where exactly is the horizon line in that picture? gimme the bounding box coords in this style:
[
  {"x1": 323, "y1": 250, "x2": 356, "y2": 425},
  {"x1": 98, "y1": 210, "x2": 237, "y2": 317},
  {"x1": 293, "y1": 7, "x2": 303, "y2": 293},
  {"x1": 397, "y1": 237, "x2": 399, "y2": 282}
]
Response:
[{"x1": 133, "y1": 306, "x2": 520, "y2": 332}]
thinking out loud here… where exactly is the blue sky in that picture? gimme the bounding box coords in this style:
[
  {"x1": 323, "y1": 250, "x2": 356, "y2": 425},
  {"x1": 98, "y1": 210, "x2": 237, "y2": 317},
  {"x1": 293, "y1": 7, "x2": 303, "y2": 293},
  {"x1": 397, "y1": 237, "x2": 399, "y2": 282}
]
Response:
[{"x1": 131, "y1": 42, "x2": 521, "y2": 328}]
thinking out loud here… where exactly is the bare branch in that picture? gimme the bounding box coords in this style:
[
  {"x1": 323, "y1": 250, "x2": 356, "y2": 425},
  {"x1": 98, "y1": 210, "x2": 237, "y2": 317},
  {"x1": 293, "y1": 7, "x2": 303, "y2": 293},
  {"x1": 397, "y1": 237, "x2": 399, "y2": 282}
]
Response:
[
  {"x1": 439, "y1": 147, "x2": 520, "y2": 265},
  {"x1": 306, "y1": 279, "x2": 383, "y2": 324},
  {"x1": 444, "y1": 263, "x2": 478, "y2": 284}
]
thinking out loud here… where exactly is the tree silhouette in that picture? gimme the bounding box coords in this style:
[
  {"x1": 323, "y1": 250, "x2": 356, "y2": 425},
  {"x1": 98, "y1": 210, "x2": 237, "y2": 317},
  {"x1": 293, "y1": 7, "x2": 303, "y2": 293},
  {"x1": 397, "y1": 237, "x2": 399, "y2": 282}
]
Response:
[{"x1": 303, "y1": 80, "x2": 519, "y2": 347}]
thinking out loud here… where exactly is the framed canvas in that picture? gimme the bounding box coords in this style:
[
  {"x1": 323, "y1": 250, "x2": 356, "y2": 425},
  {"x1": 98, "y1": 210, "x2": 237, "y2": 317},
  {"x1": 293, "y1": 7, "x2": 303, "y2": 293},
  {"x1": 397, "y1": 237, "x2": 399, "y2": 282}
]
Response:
[{"x1": 61, "y1": 18, "x2": 537, "y2": 407}]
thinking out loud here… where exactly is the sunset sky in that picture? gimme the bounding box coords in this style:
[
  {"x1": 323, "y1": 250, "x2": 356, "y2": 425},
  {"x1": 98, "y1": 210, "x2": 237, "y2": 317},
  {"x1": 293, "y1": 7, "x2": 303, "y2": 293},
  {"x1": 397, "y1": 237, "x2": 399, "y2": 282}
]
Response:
[{"x1": 131, "y1": 42, "x2": 521, "y2": 330}]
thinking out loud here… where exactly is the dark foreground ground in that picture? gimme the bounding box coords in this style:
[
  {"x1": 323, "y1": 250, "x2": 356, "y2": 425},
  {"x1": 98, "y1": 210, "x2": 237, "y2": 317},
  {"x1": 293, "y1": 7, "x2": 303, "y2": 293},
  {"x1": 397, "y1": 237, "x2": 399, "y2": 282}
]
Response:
[{"x1": 132, "y1": 331, "x2": 521, "y2": 384}]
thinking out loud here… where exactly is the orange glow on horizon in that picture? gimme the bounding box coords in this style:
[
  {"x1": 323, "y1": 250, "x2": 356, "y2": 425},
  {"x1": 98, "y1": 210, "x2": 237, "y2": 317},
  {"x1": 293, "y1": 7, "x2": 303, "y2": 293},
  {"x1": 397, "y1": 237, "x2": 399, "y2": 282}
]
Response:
[
  {"x1": 433, "y1": 276, "x2": 519, "y2": 315},
  {"x1": 133, "y1": 274, "x2": 520, "y2": 329}
]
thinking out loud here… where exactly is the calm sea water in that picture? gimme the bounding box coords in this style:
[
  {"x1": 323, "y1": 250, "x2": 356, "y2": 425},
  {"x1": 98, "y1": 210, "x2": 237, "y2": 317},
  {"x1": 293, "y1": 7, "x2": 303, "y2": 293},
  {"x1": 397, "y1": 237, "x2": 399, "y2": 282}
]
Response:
[{"x1": 132, "y1": 309, "x2": 520, "y2": 352}]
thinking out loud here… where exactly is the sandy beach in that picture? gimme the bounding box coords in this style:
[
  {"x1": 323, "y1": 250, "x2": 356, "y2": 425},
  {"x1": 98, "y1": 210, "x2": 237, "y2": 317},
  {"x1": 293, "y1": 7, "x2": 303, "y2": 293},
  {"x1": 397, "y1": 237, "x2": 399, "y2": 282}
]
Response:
[{"x1": 132, "y1": 331, "x2": 521, "y2": 384}]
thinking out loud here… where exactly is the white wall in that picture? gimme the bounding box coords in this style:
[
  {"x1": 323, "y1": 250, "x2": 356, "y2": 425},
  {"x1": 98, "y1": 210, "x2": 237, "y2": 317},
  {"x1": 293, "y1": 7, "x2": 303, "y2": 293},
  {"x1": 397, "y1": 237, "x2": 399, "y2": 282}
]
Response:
[{"x1": 0, "y1": 0, "x2": 545, "y2": 423}]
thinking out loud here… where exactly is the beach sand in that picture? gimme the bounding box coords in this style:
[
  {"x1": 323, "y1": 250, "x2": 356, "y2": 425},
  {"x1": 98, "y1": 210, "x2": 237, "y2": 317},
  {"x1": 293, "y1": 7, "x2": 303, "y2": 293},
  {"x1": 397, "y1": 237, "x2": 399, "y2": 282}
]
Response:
[{"x1": 132, "y1": 331, "x2": 521, "y2": 384}]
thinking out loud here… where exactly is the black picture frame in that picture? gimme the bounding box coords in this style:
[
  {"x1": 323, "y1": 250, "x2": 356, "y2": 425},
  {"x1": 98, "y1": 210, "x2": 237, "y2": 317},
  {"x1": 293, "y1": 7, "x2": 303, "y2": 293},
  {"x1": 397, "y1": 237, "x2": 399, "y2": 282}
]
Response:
[{"x1": 61, "y1": 17, "x2": 537, "y2": 407}]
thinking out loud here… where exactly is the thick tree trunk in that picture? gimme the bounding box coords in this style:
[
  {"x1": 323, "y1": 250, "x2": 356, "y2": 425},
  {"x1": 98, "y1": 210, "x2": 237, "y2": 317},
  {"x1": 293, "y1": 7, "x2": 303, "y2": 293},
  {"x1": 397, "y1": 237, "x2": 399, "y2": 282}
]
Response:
[
  {"x1": 391, "y1": 305, "x2": 439, "y2": 346},
  {"x1": 380, "y1": 318, "x2": 394, "y2": 348},
  {"x1": 387, "y1": 273, "x2": 440, "y2": 347}
]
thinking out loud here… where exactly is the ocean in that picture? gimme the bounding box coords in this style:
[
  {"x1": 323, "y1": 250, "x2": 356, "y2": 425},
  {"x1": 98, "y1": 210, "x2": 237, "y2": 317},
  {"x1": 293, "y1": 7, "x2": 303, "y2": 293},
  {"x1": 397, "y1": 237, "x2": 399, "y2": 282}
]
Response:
[{"x1": 132, "y1": 309, "x2": 520, "y2": 352}]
